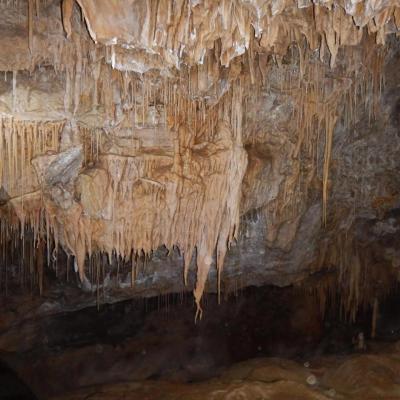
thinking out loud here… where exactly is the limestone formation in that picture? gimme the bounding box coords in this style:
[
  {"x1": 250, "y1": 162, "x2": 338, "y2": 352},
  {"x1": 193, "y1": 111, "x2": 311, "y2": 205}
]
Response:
[{"x1": 0, "y1": 0, "x2": 399, "y2": 319}]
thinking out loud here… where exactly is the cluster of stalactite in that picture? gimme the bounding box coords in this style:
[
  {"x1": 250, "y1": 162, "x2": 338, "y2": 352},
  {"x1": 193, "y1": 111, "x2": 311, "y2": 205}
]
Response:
[
  {"x1": 67, "y1": 0, "x2": 399, "y2": 72},
  {"x1": 241, "y1": 37, "x2": 385, "y2": 242},
  {"x1": 0, "y1": 76, "x2": 249, "y2": 318},
  {"x1": 0, "y1": 222, "x2": 48, "y2": 296},
  {"x1": 302, "y1": 226, "x2": 399, "y2": 325},
  {"x1": 0, "y1": 0, "x2": 396, "y2": 316}
]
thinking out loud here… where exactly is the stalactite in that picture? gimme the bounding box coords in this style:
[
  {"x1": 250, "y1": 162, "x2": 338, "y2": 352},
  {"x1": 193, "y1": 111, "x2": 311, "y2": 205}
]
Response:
[
  {"x1": 62, "y1": 0, "x2": 74, "y2": 39},
  {"x1": 12, "y1": 71, "x2": 17, "y2": 113},
  {"x1": 307, "y1": 226, "x2": 398, "y2": 322},
  {"x1": 0, "y1": 0, "x2": 394, "y2": 316},
  {"x1": 322, "y1": 111, "x2": 337, "y2": 226},
  {"x1": 28, "y1": 0, "x2": 34, "y2": 53}
]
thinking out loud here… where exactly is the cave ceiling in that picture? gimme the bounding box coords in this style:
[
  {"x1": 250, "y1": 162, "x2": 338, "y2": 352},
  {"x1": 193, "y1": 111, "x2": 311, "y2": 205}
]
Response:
[{"x1": 0, "y1": 0, "x2": 399, "y2": 318}]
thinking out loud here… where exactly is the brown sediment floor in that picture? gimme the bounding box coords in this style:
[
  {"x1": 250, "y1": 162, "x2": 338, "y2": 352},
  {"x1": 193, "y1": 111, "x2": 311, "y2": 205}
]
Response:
[{"x1": 52, "y1": 341, "x2": 400, "y2": 400}]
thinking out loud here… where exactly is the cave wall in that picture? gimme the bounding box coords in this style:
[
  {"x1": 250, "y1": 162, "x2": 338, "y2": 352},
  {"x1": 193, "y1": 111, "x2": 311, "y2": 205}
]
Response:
[{"x1": 0, "y1": 0, "x2": 399, "y2": 318}]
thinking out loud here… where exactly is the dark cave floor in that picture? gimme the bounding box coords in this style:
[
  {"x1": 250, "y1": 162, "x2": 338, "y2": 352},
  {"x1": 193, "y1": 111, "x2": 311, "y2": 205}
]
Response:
[{"x1": 0, "y1": 285, "x2": 400, "y2": 399}]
